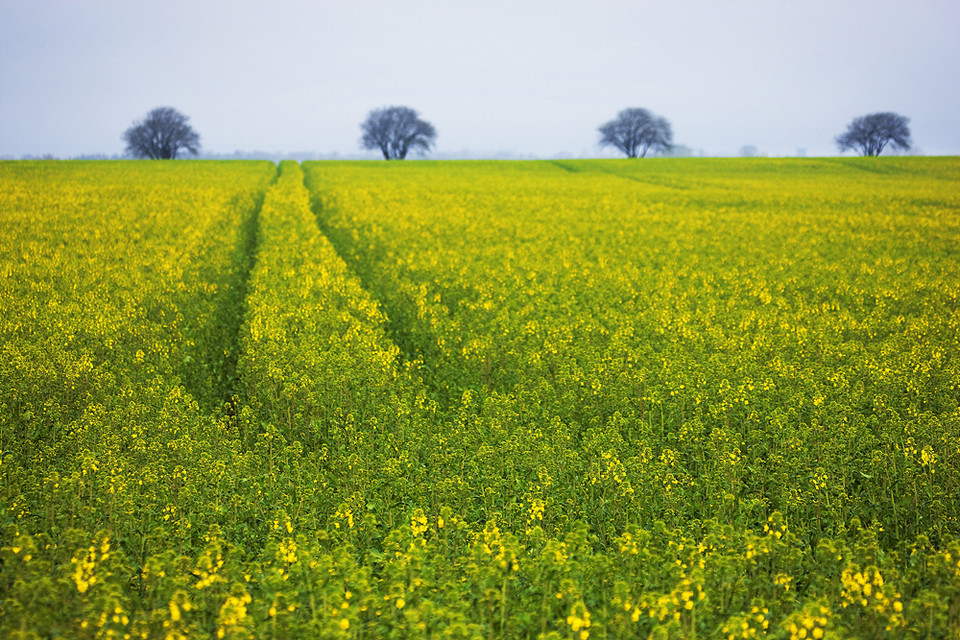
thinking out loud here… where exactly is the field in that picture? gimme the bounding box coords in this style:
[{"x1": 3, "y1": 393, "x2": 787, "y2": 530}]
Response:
[{"x1": 1, "y1": 157, "x2": 959, "y2": 638}]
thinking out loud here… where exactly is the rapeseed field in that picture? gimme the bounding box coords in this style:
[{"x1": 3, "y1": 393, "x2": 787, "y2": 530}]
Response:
[{"x1": 2, "y1": 157, "x2": 958, "y2": 638}]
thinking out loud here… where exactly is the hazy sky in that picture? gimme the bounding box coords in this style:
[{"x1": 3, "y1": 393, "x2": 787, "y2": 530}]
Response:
[{"x1": 2, "y1": 0, "x2": 958, "y2": 158}]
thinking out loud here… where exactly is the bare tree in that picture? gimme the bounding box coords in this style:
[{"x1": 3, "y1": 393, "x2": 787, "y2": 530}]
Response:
[
  {"x1": 836, "y1": 112, "x2": 911, "y2": 157},
  {"x1": 598, "y1": 108, "x2": 673, "y2": 158},
  {"x1": 360, "y1": 106, "x2": 436, "y2": 160},
  {"x1": 123, "y1": 107, "x2": 200, "y2": 159}
]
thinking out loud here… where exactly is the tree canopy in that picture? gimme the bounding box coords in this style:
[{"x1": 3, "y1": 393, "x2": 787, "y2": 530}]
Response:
[
  {"x1": 598, "y1": 108, "x2": 673, "y2": 158},
  {"x1": 123, "y1": 107, "x2": 200, "y2": 160},
  {"x1": 836, "y1": 112, "x2": 911, "y2": 157},
  {"x1": 360, "y1": 106, "x2": 436, "y2": 160}
]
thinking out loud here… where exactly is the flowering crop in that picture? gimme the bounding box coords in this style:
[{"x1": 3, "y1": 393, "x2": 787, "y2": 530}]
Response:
[
  {"x1": 303, "y1": 157, "x2": 960, "y2": 637},
  {"x1": 0, "y1": 160, "x2": 276, "y2": 637},
  {"x1": 2, "y1": 157, "x2": 959, "y2": 638}
]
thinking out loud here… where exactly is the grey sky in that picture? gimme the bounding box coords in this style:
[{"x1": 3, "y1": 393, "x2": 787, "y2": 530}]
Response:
[{"x1": 2, "y1": 0, "x2": 958, "y2": 158}]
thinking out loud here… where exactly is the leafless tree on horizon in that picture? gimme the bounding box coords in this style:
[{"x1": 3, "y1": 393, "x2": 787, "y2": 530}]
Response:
[
  {"x1": 360, "y1": 106, "x2": 436, "y2": 160},
  {"x1": 836, "y1": 112, "x2": 911, "y2": 157},
  {"x1": 123, "y1": 107, "x2": 200, "y2": 159},
  {"x1": 598, "y1": 108, "x2": 673, "y2": 158}
]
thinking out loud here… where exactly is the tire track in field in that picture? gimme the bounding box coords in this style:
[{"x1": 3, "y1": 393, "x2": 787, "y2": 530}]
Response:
[
  {"x1": 300, "y1": 167, "x2": 428, "y2": 384},
  {"x1": 551, "y1": 159, "x2": 696, "y2": 191},
  {"x1": 206, "y1": 164, "x2": 279, "y2": 417}
]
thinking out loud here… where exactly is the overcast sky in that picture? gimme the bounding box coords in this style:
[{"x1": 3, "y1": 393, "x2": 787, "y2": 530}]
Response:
[{"x1": 1, "y1": 0, "x2": 958, "y2": 158}]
